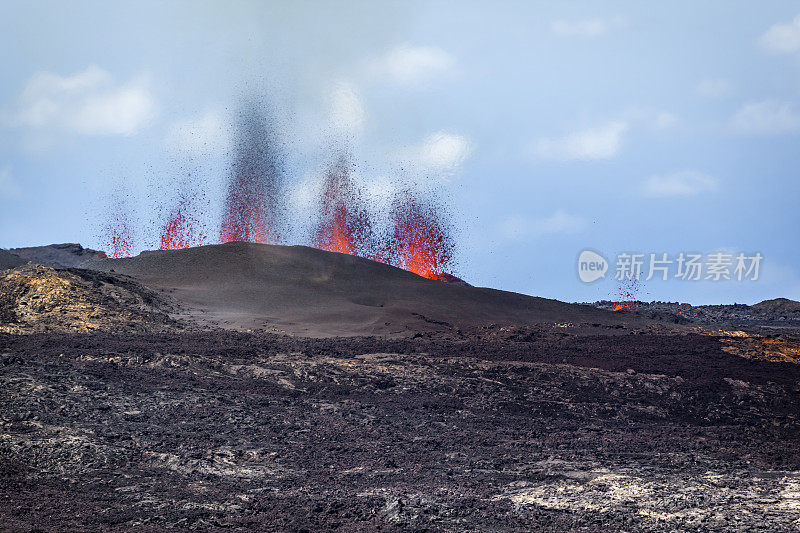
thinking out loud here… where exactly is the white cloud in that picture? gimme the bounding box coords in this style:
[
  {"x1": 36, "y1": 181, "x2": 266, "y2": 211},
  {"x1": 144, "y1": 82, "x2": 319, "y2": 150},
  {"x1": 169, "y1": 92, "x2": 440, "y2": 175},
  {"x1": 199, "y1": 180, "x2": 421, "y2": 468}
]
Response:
[
  {"x1": 10, "y1": 65, "x2": 156, "y2": 136},
  {"x1": 501, "y1": 210, "x2": 588, "y2": 240},
  {"x1": 732, "y1": 100, "x2": 800, "y2": 135},
  {"x1": 641, "y1": 171, "x2": 718, "y2": 198},
  {"x1": 653, "y1": 112, "x2": 678, "y2": 129},
  {"x1": 328, "y1": 81, "x2": 365, "y2": 131},
  {"x1": 623, "y1": 107, "x2": 678, "y2": 131},
  {"x1": 696, "y1": 78, "x2": 733, "y2": 98},
  {"x1": 759, "y1": 14, "x2": 800, "y2": 54},
  {"x1": 530, "y1": 121, "x2": 627, "y2": 161},
  {"x1": 418, "y1": 132, "x2": 472, "y2": 172},
  {"x1": 391, "y1": 131, "x2": 473, "y2": 181},
  {"x1": 551, "y1": 16, "x2": 626, "y2": 38},
  {"x1": 369, "y1": 45, "x2": 454, "y2": 86},
  {"x1": 166, "y1": 109, "x2": 231, "y2": 156},
  {"x1": 0, "y1": 166, "x2": 21, "y2": 199}
]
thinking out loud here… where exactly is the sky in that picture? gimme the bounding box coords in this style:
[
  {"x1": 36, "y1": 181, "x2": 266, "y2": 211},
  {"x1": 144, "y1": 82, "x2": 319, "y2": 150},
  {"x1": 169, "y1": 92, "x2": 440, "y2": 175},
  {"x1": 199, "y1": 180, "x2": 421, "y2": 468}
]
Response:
[{"x1": 1, "y1": 1, "x2": 799, "y2": 304}]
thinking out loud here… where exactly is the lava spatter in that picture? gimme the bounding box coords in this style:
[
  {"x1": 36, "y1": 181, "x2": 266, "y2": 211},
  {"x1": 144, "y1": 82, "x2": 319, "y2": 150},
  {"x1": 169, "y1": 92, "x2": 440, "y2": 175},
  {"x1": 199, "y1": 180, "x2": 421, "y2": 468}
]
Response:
[
  {"x1": 312, "y1": 154, "x2": 378, "y2": 258},
  {"x1": 389, "y1": 193, "x2": 454, "y2": 281},
  {"x1": 159, "y1": 195, "x2": 206, "y2": 250},
  {"x1": 220, "y1": 101, "x2": 283, "y2": 244}
]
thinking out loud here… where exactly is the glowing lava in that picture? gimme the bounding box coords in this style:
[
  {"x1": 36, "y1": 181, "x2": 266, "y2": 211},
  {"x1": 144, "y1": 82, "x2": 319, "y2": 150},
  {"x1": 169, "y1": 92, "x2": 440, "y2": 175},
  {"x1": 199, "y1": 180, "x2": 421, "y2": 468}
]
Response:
[
  {"x1": 220, "y1": 102, "x2": 282, "y2": 244},
  {"x1": 160, "y1": 199, "x2": 205, "y2": 250},
  {"x1": 390, "y1": 196, "x2": 453, "y2": 281},
  {"x1": 313, "y1": 155, "x2": 375, "y2": 258},
  {"x1": 612, "y1": 279, "x2": 639, "y2": 311},
  {"x1": 105, "y1": 224, "x2": 133, "y2": 259}
]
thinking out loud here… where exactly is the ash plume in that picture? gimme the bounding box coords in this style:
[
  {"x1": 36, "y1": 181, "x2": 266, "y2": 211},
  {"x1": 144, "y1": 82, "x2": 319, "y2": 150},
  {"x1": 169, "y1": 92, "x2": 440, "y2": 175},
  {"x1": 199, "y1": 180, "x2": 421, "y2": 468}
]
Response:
[{"x1": 220, "y1": 101, "x2": 284, "y2": 244}]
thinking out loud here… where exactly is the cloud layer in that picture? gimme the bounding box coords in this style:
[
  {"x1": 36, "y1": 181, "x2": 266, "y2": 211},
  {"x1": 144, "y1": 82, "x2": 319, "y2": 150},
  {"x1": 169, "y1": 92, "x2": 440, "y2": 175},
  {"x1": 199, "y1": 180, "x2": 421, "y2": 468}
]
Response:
[
  {"x1": 551, "y1": 16, "x2": 626, "y2": 38},
  {"x1": 501, "y1": 210, "x2": 588, "y2": 240},
  {"x1": 759, "y1": 13, "x2": 800, "y2": 54},
  {"x1": 732, "y1": 101, "x2": 800, "y2": 135},
  {"x1": 166, "y1": 109, "x2": 231, "y2": 156},
  {"x1": 10, "y1": 65, "x2": 156, "y2": 137},
  {"x1": 0, "y1": 166, "x2": 20, "y2": 199},
  {"x1": 369, "y1": 45, "x2": 454, "y2": 86},
  {"x1": 641, "y1": 171, "x2": 718, "y2": 197},
  {"x1": 530, "y1": 121, "x2": 627, "y2": 161}
]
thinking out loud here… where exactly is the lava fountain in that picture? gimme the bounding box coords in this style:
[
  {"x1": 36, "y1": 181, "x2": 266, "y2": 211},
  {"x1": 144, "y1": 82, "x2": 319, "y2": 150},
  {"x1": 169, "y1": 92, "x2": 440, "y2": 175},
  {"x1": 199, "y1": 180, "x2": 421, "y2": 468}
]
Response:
[
  {"x1": 160, "y1": 195, "x2": 206, "y2": 250},
  {"x1": 613, "y1": 279, "x2": 639, "y2": 311},
  {"x1": 220, "y1": 102, "x2": 282, "y2": 244},
  {"x1": 390, "y1": 194, "x2": 454, "y2": 281},
  {"x1": 312, "y1": 155, "x2": 377, "y2": 258},
  {"x1": 101, "y1": 192, "x2": 134, "y2": 258},
  {"x1": 105, "y1": 222, "x2": 133, "y2": 259}
]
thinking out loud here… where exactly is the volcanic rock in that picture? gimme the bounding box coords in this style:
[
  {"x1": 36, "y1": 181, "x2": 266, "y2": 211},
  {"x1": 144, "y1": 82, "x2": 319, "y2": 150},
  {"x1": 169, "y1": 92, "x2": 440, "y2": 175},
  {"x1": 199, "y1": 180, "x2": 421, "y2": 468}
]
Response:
[{"x1": 0, "y1": 263, "x2": 183, "y2": 334}]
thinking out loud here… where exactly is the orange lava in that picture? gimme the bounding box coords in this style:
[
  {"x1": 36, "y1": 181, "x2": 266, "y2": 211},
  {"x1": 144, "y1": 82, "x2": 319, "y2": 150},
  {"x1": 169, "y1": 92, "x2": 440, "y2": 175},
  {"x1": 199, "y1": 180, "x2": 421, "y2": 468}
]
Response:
[
  {"x1": 391, "y1": 198, "x2": 453, "y2": 281},
  {"x1": 219, "y1": 103, "x2": 280, "y2": 245},
  {"x1": 313, "y1": 156, "x2": 372, "y2": 257},
  {"x1": 612, "y1": 279, "x2": 638, "y2": 311},
  {"x1": 220, "y1": 205, "x2": 268, "y2": 244},
  {"x1": 316, "y1": 204, "x2": 356, "y2": 255},
  {"x1": 160, "y1": 200, "x2": 205, "y2": 250},
  {"x1": 105, "y1": 221, "x2": 133, "y2": 259}
]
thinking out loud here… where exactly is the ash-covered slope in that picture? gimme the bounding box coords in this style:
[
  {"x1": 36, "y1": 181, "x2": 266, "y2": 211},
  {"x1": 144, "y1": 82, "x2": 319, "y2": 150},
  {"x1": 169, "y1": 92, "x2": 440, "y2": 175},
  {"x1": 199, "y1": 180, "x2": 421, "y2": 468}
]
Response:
[
  {"x1": 754, "y1": 297, "x2": 800, "y2": 313},
  {"x1": 83, "y1": 242, "x2": 627, "y2": 336}
]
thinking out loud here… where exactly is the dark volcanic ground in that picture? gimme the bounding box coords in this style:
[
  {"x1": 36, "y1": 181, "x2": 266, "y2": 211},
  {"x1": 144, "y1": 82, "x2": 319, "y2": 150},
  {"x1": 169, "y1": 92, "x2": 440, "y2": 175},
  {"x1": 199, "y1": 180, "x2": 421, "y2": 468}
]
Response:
[{"x1": 2, "y1": 328, "x2": 800, "y2": 531}]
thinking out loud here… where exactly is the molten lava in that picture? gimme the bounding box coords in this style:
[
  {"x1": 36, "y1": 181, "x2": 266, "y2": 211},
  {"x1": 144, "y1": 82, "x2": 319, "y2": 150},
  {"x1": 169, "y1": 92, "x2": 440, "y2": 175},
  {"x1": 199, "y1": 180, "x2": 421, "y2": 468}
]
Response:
[
  {"x1": 390, "y1": 196, "x2": 453, "y2": 281},
  {"x1": 612, "y1": 279, "x2": 639, "y2": 311},
  {"x1": 317, "y1": 204, "x2": 356, "y2": 255},
  {"x1": 220, "y1": 102, "x2": 281, "y2": 244},
  {"x1": 313, "y1": 155, "x2": 376, "y2": 258},
  {"x1": 106, "y1": 225, "x2": 133, "y2": 259},
  {"x1": 160, "y1": 199, "x2": 205, "y2": 250}
]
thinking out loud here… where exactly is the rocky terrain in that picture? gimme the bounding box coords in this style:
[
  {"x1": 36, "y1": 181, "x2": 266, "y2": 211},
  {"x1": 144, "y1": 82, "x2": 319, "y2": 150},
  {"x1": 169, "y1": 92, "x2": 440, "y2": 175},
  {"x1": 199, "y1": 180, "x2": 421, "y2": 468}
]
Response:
[
  {"x1": 593, "y1": 299, "x2": 800, "y2": 329},
  {"x1": 1, "y1": 243, "x2": 799, "y2": 531},
  {"x1": 1, "y1": 329, "x2": 800, "y2": 531},
  {"x1": 0, "y1": 264, "x2": 184, "y2": 334}
]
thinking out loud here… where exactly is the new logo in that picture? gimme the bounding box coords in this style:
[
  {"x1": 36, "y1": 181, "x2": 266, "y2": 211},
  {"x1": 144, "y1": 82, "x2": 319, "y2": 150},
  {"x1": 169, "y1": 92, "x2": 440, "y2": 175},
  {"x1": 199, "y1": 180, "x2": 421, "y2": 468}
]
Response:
[{"x1": 578, "y1": 250, "x2": 608, "y2": 283}]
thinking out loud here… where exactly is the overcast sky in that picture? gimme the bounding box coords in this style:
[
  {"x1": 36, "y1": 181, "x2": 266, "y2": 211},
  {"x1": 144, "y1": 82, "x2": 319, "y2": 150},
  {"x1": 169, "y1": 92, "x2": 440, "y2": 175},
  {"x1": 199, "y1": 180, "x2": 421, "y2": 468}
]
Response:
[{"x1": 1, "y1": 1, "x2": 799, "y2": 304}]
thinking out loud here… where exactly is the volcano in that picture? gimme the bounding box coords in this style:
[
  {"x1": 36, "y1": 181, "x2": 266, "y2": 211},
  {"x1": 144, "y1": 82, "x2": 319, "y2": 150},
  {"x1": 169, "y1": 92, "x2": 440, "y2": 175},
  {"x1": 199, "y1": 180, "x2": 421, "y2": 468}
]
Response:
[{"x1": 6, "y1": 242, "x2": 628, "y2": 336}]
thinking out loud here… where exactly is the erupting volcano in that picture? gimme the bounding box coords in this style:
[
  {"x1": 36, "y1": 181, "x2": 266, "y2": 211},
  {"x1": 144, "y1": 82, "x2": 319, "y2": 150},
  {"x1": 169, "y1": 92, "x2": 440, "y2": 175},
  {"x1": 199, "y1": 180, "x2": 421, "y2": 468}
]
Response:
[
  {"x1": 220, "y1": 103, "x2": 282, "y2": 245},
  {"x1": 99, "y1": 101, "x2": 460, "y2": 282},
  {"x1": 613, "y1": 279, "x2": 639, "y2": 311},
  {"x1": 104, "y1": 222, "x2": 133, "y2": 259},
  {"x1": 101, "y1": 194, "x2": 134, "y2": 259}
]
